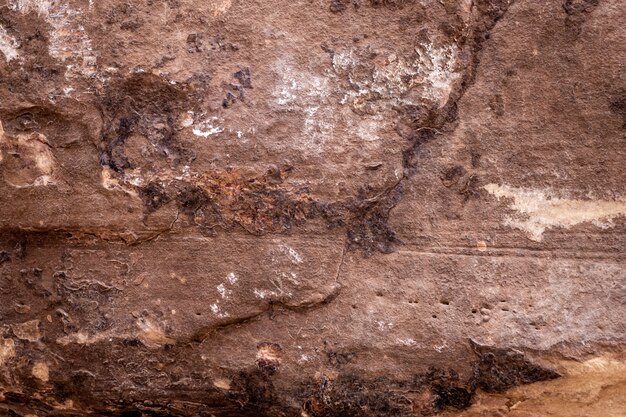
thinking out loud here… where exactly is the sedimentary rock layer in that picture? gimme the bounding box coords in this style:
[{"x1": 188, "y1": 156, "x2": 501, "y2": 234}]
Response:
[{"x1": 0, "y1": 0, "x2": 624, "y2": 416}]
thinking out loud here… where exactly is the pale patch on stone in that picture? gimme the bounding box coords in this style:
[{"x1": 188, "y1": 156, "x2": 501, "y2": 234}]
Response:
[
  {"x1": 256, "y1": 342, "x2": 282, "y2": 365},
  {"x1": 101, "y1": 166, "x2": 119, "y2": 190},
  {"x1": 107, "y1": 161, "x2": 196, "y2": 194},
  {"x1": 179, "y1": 111, "x2": 194, "y2": 128},
  {"x1": 417, "y1": 43, "x2": 460, "y2": 107},
  {"x1": 170, "y1": 272, "x2": 187, "y2": 284},
  {"x1": 192, "y1": 117, "x2": 224, "y2": 138},
  {"x1": 396, "y1": 337, "x2": 417, "y2": 347},
  {"x1": 125, "y1": 168, "x2": 146, "y2": 187},
  {"x1": 8, "y1": 0, "x2": 52, "y2": 15},
  {"x1": 272, "y1": 59, "x2": 334, "y2": 154},
  {"x1": 331, "y1": 49, "x2": 357, "y2": 71},
  {"x1": 100, "y1": 166, "x2": 138, "y2": 196},
  {"x1": 484, "y1": 183, "x2": 626, "y2": 241},
  {"x1": 0, "y1": 25, "x2": 19, "y2": 62},
  {"x1": 11, "y1": 319, "x2": 41, "y2": 342},
  {"x1": 282, "y1": 271, "x2": 300, "y2": 285},
  {"x1": 101, "y1": 157, "x2": 194, "y2": 197},
  {"x1": 253, "y1": 288, "x2": 276, "y2": 300},
  {"x1": 354, "y1": 117, "x2": 382, "y2": 142},
  {"x1": 56, "y1": 330, "x2": 118, "y2": 346},
  {"x1": 217, "y1": 283, "x2": 231, "y2": 299},
  {"x1": 271, "y1": 56, "x2": 392, "y2": 154},
  {"x1": 227, "y1": 272, "x2": 238, "y2": 284},
  {"x1": 210, "y1": 303, "x2": 229, "y2": 318},
  {"x1": 9, "y1": 0, "x2": 97, "y2": 78},
  {"x1": 136, "y1": 317, "x2": 175, "y2": 348},
  {"x1": 0, "y1": 338, "x2": 16, "y2": 366},
  {"x1": 334, "y1": 42, "x2": 460, "y2": 111},
  {"x1": 376, "y1": 320, "x2": 393, "y2": 332},
  {"x1": 573, "y1": 356, "x2": 626, "y2": 374},
  {"x1": 0, "y1": 122, "x2": 56, "y2": 188},
  {"x1": 32, "y1": 362, "x2": 49, "y2": 382},
  {"x1": 345, "y1": 111, "x2": 385, "y2": 143},
  {"x1": 297, "y1": 353, "x2": 313, "y2": 364},
  {"x1": 279, "y1": 244, "x2": 303, "y2": 264},
  {"x1": 209, "y1": 0, "x2": 231, "y2": 16},
  {"x1": 15, "y1": 302, "x2": 31, "y2": 314},
  {"x1": 232, "y1": 126, "x2": 255, "y2": 143},
  {"x1": 56, "y1": 332, "x2": 93, "y2": 345},
  {"x1": 434, "y1": 340, "x2": 448, "y2": 352},
  {"x1": 213, "y1": 378, "x2": 231, "y2": 390}
]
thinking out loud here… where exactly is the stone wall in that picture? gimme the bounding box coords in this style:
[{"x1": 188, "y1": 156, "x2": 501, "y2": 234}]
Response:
[{"x1": 0, "y1": 0, "x2": 624, "y2": 415}]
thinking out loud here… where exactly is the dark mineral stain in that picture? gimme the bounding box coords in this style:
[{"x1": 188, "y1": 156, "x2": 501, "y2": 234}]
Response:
[
  {"x1": 441, "y1": 165, "x2": 466, "y2": 187},
  {"x1": 433, "y1": 385, "x2": 473, "y2": 410},
  {"x1": 343, "y1": 184, "x2": 403, "y2": 256},
  {"x1": 102, "y1": 115, "x2": 137, "y2": 172},
  {"x1": 222, "y1": 91, "x2": 237, "y2": 108},
  {"x1": 234, "y1": 67, "x2": 252, "y2": 89},
  {"x1": 304, "y1": 374, "x2": 414, "y2": 417},
  {"x1": 139, "y1": 182, "x2": 172, "y2": 214},
  {"x1": 470, "y1": 150, "x2": 482, "y2": 168},
  {"x1": 304, "y1": 343, "x2": 559, "y2": 417},
  {"x1": 609, "y1": 91, "x2": 626, "y2": 129},
  {"x1": 2, "y1": 391, "x2": 55, "y2": 414},
  {"x1": 121, "y1": 338, "x2": 143, "y2": 347},
  {"x1": 488, "y1": 93, "x2": 505, "y2": 116},
  {"x1": 99, "y1": 73, "x2": 193, "y2": 172},
  {"x1": 429, "y1": 368, "x2": 473, "y2": 411},
  {"x1": 326, "y1": 349, "x2": 356, "y2": 367},
  {"x1": 562, "y1": 0, "x2": 599, "y2": 34},
  {"x1": 329, "y1": 0, "x2": 347, "y2": 13},
  {"x1": 187, "y1": 33, "x2": 203, "y2": 53},
  {"x1": 0, "y1": 250, "x2": 10, "y2": 264},
  {"x1": 471, "y1": 342, "x2": 561, "y2": 392},
  {"x1": 176, "y1": 184, "x2": 210, "y2": 218},
  {"x1": 368, "y1": 0, "x2": 412, "y2": 9},
  {"x1": 459, "y1": 174, "x2": 480, "y2": 202},
  {"x1": 222, "y1": 68, "x2": 252, "y2": 108},
  {"x1": 229, "y1": 368, "x2": 279, "y2": 415},
  {"x1": 401, "y1": 128, "x2": 439, "y2": 178}
]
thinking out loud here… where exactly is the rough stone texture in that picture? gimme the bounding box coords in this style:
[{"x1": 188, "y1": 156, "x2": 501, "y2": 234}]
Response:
[{"x1": 0, "y1": 0, "x2": 624, "y2": 416}]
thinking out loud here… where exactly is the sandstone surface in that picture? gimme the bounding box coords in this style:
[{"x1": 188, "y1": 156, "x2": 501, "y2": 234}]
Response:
[{"x1": 0, "y1": 0, "x2": 624, "y2": 416}]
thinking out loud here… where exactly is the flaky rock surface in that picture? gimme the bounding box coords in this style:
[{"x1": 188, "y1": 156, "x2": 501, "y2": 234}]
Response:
[{"x1": 0, "y1": 0, "x2": 624, "y2": 416}]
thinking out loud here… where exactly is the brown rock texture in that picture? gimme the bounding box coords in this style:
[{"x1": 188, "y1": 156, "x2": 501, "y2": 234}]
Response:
[{"x1": 0, "y1": 0, "x2": 624, "y2": 416}]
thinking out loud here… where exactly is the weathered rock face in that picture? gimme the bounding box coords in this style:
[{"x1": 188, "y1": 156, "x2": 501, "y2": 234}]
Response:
[{"x1": 0, "y1": 0, "x2": 624, "y2": 416}]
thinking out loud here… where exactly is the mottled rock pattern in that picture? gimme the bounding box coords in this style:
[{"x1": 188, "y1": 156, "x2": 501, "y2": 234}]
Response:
[{"x1": 0, "y1": 0, "x2": 624, "y2": 416}]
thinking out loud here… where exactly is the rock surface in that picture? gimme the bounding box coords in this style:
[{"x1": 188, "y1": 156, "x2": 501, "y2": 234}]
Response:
[{"x1": 0, "y1": 0, "x2": 624, "y2": 416}]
